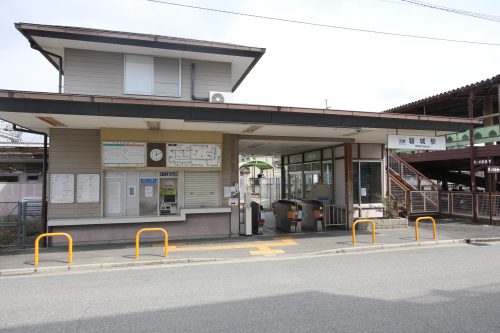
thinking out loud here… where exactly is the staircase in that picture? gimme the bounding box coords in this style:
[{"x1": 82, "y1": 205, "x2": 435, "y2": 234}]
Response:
[{"x1": 388, "y1": 152, "x2": 440, "y2": 217}]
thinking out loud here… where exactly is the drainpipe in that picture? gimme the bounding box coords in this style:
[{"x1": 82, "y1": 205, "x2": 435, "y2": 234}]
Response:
[
  {"x1": 29, "y1": 43, "x2": 63, "y2": 94},
  {"x1": 12, "y1": 125, "x2": 48, "y2": 246},
  {"x1": 191, "y1": 63, "x2": 209, "y2": 101}
]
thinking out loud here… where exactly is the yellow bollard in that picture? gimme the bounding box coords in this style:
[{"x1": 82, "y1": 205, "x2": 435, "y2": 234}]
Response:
[
  {"x1": 135, "y1": 227, "x2": 169, "y2": 259},
  {"x1": 415, "y1": 216, "x2": 437, "y2": 241},
  {"x1": 352, "y1": 219, "x2": 376, "y2": 246},
  {"x1": 34, "y1": 232, "x2": 73, "y2": 266}
]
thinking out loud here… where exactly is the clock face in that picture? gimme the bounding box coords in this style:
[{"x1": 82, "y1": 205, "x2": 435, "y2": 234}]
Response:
[{"x1": 150, "y1": 148, "x2": 163, "y2": 162}]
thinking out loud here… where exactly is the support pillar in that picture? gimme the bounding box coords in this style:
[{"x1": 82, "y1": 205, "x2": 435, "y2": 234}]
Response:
[
  {"x1": 344, "y1": 143, "x2": 353, "y2": 229},
  {"x1": 468, "y1": 90, "x2": 477, "y2": 223}
]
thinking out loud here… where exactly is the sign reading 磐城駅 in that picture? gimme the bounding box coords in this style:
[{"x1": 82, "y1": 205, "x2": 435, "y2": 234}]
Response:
[{"x1": 387, "y1": 135, "x2": 446, "y2": 150}]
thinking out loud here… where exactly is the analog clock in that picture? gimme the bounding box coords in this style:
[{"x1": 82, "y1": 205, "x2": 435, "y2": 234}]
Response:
[{"x1": 150, "y1": 148, "x2": 163, "y2": 161}]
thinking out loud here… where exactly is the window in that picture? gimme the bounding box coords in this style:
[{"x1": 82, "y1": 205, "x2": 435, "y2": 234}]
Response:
[
  {"x1": 352, "y1": 161, "x2": 382, "y2": 204},
  {"x1": 124, "y1": 54, "x2": 180, "y2": 97}
]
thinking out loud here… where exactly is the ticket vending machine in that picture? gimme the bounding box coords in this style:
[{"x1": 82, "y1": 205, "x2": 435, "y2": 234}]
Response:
[{"x1": 159, "y1": 177, "x2": 178, "y2": 215}]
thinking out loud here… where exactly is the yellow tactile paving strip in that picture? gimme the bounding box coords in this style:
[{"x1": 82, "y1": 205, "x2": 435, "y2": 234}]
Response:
[{"x1": 152, "y1": 237, "x2": 298, "y2": 255}]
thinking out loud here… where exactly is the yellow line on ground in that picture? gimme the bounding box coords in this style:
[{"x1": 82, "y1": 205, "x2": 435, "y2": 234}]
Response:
[{"x1": 156, "y1": 237, "x2": 298, "y2": 255}]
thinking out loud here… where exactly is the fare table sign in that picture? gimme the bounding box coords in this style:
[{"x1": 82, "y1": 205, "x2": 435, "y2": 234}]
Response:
[{"x1": 387, "y1": 135, "x2": 446, "y2": 150}]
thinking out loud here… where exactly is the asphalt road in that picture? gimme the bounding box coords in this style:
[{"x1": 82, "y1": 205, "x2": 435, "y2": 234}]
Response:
[{"x1": 1, "y1": 243, "x2": 500, "y2": 332}]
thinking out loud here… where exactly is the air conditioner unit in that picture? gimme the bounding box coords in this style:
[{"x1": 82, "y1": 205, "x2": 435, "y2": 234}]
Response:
[{"x1": 209, "y1": 91, "x2": 233, "y2": 103}]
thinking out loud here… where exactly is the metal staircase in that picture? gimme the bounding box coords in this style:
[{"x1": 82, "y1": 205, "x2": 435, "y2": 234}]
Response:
[{"x1": 388, "y1": 152, "x2": 440, "y2": 216}]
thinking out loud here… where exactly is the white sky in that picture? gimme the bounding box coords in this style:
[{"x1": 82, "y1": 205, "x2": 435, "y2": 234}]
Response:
[{"x1": 0, "y1": 0, "x2": 499, "y2": 140}]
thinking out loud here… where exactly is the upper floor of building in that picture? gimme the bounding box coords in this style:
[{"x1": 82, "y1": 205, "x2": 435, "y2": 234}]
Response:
[{"x1": 16, "y1": 23, "x2": 265, "y2": 101}]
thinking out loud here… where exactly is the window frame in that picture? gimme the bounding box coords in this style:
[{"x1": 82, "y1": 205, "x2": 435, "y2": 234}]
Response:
[
  {"x1": 352, "y1": 160, "x2": 383, "y2": 205},
  {"x1": 124, "y1": 54, "x2": 181, "y2": 98}
]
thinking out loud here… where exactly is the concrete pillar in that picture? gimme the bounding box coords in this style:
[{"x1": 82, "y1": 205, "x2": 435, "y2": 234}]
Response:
[{"x1": 344, "y1": 143, "x2": 353, "y2": 229}]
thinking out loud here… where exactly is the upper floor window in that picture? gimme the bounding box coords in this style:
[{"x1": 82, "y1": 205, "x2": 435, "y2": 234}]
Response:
[{"x1": 124, "y1": 54, "x2": 181, "y2": 97}]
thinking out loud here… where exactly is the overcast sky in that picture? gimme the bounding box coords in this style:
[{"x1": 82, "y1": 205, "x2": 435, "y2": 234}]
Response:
[{"x1": 1, "y1": 0, "x2": 499, "y2": 114}]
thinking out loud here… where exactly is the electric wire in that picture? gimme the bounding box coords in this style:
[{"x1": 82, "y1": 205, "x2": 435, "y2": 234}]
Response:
[
  {"x1": 399, "y1": 0, "x2": 500, "y2": 23},
  {"x1": 145, "y1": 0, "x2": 500, "y2": 47}
]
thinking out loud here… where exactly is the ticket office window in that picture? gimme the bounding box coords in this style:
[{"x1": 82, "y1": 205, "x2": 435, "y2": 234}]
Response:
[
  {"x1": 104, "y1": 171, "x2": 181, "y2": 217},
  {"x1": 352, "y1": 161, "x2": 382, "y2": 204}
]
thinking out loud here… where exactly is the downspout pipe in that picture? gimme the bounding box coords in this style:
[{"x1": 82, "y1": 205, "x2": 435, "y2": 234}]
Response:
[
  {"x1": 191, "y1": 63, "x2": 209, "y2": 101},
  {"x1": 29, "y1": 43, "x2": 63, "y2": 94},
  {"x1": 12, "y1": 124, "x2": 49, "y2": 246}
]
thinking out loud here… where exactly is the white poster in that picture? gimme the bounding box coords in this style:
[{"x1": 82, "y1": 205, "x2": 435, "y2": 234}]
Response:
[
  {"x1": 387, "y1": 135, "x2": 446, "y2": 150},
  {"x1": 50, "y1": 174, "x2": 75, "y2": 204},
  {"x1": 77, "y1": 174, "x2": 100, "y2": 203},
  {"x1": 145, "y1": 186, "x2": 153, "y2": 197}
]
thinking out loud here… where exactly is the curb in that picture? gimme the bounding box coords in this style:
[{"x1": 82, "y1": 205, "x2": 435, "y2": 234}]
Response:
[
  {"x1": 309, "y1": 239, "x2": 466, "y2": 256},
  {"x1": 0, "y1": 239, "x2": 468, "y2": 277},
  {"x1": 0, "y1": 257, "x2": 228, "y2": 277},
  {"x1": 466, "y1": 237, "x2": 500, "y2": 243}
]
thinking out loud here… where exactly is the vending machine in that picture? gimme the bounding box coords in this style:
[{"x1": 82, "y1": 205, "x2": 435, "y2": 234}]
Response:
[{"x1": 159, "y1": 177, "x2": 178, "y2": 215}]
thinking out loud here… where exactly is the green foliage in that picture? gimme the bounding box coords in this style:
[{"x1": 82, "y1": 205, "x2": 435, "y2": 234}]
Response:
[{"x1": 377, "y1": 194, "x2": 399, "y2": 219}]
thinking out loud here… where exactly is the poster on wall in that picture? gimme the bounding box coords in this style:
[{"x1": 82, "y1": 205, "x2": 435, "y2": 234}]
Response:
[
  {"x1": 167, "y1": 143, "x2": 221, "y2": 168},
  {"x1": 102, "y1": 142, "x2": 146, "y2": 167},
  {"x1": 50, "y1": 174, "x2": 75, "y2": 204},
  {"x1": 77, "y1": 174, "x2": 100, "y2": 203}
]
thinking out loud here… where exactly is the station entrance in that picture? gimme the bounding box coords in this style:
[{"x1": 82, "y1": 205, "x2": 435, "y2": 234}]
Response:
[{"x1": 238, "y1": 135, "x2": 353, "y2": 237}]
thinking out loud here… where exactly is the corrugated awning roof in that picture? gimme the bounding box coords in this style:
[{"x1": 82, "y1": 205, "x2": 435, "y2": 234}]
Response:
[{"x1": 385, "y1": 74, "x2": 500, "y2": 115}]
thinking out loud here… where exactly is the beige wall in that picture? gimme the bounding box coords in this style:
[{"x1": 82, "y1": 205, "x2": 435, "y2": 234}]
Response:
[
  {"x1": 48, "y1": 129, "x2": 102, "y2": 219},
  {"x1": 64, "y1": 48, "x2": 232, "y2": 100}
]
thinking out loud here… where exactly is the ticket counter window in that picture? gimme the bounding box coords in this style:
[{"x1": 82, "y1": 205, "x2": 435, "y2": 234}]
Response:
[{"x1": 159, "y1": 178, "x2": 178, "y2": 215}]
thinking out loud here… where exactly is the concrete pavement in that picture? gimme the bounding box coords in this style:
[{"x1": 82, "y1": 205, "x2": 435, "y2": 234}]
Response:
[{"x1": 0, "y1": 217, "x2": 498, "y2": 275}]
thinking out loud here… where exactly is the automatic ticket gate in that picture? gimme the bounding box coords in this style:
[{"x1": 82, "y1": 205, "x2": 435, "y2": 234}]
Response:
[
  {"x1": 251, "y1": 201, "x2": 265, "y2": 235},
  {"x1": 272, "y1": 199, "x2": 302, "y2": 232},
  {"x1": 300, "y1": 199, "x2": 324, "y2": 231}
]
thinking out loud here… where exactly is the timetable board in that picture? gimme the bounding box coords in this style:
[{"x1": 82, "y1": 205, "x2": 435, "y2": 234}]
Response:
[
  {"x1": 50, "y1": 174, "x2": 75, "y2": 204},
  {"x1": 102, "y1": 142, "x2": 146, "y2": 167},
  {"x1": 167, "y1": 143, "x2": 221, "y2": 168}
]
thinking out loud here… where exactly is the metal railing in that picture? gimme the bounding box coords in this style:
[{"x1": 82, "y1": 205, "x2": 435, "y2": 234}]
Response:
[
  {"x1": 0, "y1": 199, "x2": 42, "y2": 247},
  {"x1": 414, "y1": 216, "x2": 437, "y2": 241},
  {"x1": 34, "y1": 232, "x2": 73, "y2": 266},
  {"x1": 352, "y1": 219, "x2": 376, "y2": 245},
  {"x1": 442, "y1": 192, "x2": 500, "y2": 221},
  {"x1": 388, "y1": 153, "x2": 440, "y2": 191},
  {"x1": 410, "y1": 191, "x2": 439, "y2": 214},
  {"x1": 323, "y1": 204, "x2": 348, "y2": 229},
  {"x1": 388, "y1": 153, "x2": 441, "y2": 215},
  {"x1": 135, "y1": 228, "x2": 169, "y2": 259}
]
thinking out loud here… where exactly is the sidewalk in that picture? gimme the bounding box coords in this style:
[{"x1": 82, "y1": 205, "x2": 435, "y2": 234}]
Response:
[{"x1": 0, "y1": 217, "x2": 498, "y2": 275}]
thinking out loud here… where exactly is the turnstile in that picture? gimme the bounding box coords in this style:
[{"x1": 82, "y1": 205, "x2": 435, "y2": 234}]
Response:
[
  {"x1": 300, "y1": 199, "x2": 324, "y2": 231},
  {"x1": 272, "y1": 199, "x2": 302, "y2": 232},
  {"x1": 251, "y1": 201, "x2": 265, "y2": 235}
]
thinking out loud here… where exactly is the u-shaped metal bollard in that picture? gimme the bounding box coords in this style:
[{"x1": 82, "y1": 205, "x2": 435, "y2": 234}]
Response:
[
  {"x1": 135, "y1": 227, "x2": 169, "y2": 259},
  {"x1": 352, "y1": 219, "x2": 376, "y2": 245},
  {"x1": 34, "y1": 232, "x2": 73, "y2": 266},
  {"x1": 415, "y1": 216, "x2": 437, "y2": 241}
]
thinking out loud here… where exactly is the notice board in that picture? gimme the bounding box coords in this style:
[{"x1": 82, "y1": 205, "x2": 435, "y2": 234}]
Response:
[
  {"x1": 50, "y1": 174, "x2": 75, "y2": 204},
  {"x1": 102, "y1": 142, "x2": 146, "y2": 167},
  {"x1": 167, "y1": 143, "x2": 221, "y2": 168},
  {"x1": 77, "y1": 174, "x2": 100, "y2": 203}
]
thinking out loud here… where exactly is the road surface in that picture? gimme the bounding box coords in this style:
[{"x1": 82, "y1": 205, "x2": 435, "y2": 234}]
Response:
[{"x1": 1, "y1": 243, "x2": 500, "y2": 332}]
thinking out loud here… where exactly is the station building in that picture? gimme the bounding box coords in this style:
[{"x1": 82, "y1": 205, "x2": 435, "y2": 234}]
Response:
[{"x1": 0, "y1": 23, "x2": 477, "y2": 244}]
